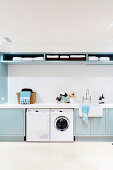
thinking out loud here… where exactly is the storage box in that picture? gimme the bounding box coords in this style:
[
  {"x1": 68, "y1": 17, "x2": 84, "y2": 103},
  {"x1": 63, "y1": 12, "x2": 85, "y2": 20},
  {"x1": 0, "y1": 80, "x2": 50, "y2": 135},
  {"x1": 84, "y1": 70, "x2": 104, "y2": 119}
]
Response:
[{"x1": 16, "y1": 92, "x2": 36, "y2": 104}]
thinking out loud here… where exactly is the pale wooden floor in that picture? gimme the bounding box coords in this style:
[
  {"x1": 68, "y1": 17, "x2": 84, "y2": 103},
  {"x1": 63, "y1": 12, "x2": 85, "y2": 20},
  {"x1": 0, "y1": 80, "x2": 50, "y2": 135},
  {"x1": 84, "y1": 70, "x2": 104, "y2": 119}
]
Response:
[{"x1": 0, "y1": 142, "x2": 113, "y2": 170}]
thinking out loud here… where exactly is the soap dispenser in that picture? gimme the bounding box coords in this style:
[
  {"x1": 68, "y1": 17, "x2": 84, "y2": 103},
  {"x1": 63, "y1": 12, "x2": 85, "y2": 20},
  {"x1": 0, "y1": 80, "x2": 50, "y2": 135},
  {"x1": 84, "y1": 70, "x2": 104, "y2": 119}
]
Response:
[
  {"x1": 99, "y1": 96, "x2": 102, "y2": 104},
  {"x1": 101, "y1": 94, "x2": 105, "y2": 104}
]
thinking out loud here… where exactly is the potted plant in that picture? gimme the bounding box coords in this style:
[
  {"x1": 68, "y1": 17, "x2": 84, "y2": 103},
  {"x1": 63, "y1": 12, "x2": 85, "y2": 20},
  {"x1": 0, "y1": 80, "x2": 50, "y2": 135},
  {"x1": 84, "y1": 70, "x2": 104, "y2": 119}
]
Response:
[
  {"x1": 56, "y1": 96, "x2": 62, "y2": 104},
  {"x1": 60, "y1": 91, "x2": 68, "y2": 103}
]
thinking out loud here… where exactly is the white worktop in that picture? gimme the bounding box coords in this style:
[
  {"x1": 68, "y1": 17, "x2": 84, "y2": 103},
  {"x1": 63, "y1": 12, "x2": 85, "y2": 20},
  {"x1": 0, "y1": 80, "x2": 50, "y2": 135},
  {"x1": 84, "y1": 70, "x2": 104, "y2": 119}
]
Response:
[{"x1": 0, "y1": 103, "x2": 113, "y2": 108}]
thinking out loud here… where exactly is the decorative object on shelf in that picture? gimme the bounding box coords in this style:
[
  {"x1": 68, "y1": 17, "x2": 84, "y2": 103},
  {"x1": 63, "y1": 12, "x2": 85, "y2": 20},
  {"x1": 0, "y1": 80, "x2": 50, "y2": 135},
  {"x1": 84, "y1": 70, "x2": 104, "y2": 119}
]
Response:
[
  {"x1": 60, "y1": 91, "x2": 68, "y2": 103},
  {"x1": 69, "y1": 92, "x2": 76, "y2": 103},
  {"x1": 17, "y1": 88, "x2": 36, "y2": 104},
  {"x1": 56, "y1": 97, "x2": 62, "y2": 104}
]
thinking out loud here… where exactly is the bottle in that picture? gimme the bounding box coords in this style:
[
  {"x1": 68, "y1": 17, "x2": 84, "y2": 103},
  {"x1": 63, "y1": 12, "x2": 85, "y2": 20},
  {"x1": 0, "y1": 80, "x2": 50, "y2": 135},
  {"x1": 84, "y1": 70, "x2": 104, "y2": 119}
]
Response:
[
  {"x1": 99, "y1": 96, "x2": 102, "y2": 104},
  {"x1": 101, "y1": 94, "x2": 105, "y2": 104}
]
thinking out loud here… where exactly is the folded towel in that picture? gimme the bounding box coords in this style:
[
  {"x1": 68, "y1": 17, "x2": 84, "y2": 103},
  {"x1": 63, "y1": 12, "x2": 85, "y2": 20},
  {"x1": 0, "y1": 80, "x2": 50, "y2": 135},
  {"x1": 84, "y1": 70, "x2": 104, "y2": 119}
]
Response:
[
  {"x1": 32, "y1": 57, "x2": 44, "y2": 61},
  {"x1": 70, "y1": 55, "x2": 86, "y2": 58},
  {"x1": 99, "y1": 57, "x2": 110, "y2": 61},
  {"x1": 81, "y1": 105, "x2": 90, "y2": 124},
  {"x1": 13, "y1": 57, "x2": 22, "y2": 61},
  {"x1": 22, "y1": 58, "x2": 33, "y2": 61},
  {"x1": 20, "y1": 91, "x2": 31, "y2": 104},
  {"x1": 46, "y1": 55, "x2": 59, "y2": 59},
  {"x1": 60, "y1": 55, "x2": 69, "y2": 59},
  {"x1": 89, "y1": 57, "x2": 99, "y2": 61}
]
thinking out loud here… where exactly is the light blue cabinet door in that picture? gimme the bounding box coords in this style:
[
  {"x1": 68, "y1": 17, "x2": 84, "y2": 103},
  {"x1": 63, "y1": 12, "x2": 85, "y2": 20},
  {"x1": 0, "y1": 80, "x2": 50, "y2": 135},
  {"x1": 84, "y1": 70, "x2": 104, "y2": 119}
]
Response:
[
  {"x1": 0, "y1": 109, "x2": 25, "y2": 136},
  {"x1": 75, "y1": 118, "x2": 90, "y2": 135},
  {"x1": 91, "y1": 110, "x2": 105, "y2": 135},
  {"x1": 74, "y1": 109, "x2": 90, "y2": 135},
  {"x1": 91, "y1": 118, "x2": 105, "y2": 135},
  {"x1": 0, "y1": 54, "x2": 8, "y2": 104},
  {"x1": 106, "y1": 109, "x2": 113, "y2": 135}
]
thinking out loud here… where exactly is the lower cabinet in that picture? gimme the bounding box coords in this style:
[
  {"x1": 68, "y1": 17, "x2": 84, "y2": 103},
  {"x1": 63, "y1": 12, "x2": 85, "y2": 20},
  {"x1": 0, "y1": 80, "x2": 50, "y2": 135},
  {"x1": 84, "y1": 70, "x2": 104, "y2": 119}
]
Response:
[
  {"x1": 74, "y1": 108, "x2": 113, "y2": 138},
  {"x1": 0, "y1": 109, "x2": 25, "y2": 141},
  {"x1": 74, "y1": 109, "x2": 90, "y2": 136},
  {"x1": 75, "y1": 118, "x2": 90, "y2": 135},
  {"x1": 90, "y1": 117, "x2": 105, "y2": 135},
  {"x1": 106, "y1": 109, "x2": 113, "y2": 135}
]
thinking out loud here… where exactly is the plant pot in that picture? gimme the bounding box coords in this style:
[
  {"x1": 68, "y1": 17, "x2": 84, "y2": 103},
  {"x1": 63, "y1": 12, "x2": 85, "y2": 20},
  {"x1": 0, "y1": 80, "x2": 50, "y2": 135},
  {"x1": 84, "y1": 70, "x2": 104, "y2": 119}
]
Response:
[{"x1": 61, "y1": 96, "x2": 66, "y2": 103}]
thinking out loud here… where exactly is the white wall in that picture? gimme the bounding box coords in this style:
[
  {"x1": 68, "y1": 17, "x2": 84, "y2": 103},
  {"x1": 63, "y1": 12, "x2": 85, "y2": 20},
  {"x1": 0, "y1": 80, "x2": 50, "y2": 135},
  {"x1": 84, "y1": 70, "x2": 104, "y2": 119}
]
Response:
[{"x1": 8, "y1": 65, "x2": 113, "y2": 104}]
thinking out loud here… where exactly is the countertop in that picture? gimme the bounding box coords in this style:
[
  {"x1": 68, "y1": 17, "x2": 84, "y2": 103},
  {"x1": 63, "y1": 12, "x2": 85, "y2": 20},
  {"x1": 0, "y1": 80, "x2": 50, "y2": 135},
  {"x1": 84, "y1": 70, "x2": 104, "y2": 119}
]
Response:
[{"x1": 0, "y1": 103, "x2": 113, "y2": 108}]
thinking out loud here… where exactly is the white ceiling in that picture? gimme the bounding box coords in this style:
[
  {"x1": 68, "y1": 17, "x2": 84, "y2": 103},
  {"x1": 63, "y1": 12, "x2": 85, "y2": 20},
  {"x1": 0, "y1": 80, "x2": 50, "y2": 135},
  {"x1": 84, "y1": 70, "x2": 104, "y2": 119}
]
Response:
[{"x1": 0, "y1": 0, "x2": 113, "y2": 48}]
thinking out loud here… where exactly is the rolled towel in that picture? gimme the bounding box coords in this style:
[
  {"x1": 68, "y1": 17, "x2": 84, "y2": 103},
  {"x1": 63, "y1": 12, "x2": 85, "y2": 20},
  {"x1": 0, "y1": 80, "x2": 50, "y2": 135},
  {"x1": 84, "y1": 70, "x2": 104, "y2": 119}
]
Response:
[
  {"x1": 13, "y1": 57, "x2": 22, "y2": 61},
  {"x1": 70, "y1": 55, "x2": 86, "y2": 58},
  {"x1": 60, "y1": 55, "x2": 69, "y2": 59},
  {"x1": 46, "y1": 55, "x2": 59, "y2": 59},
  {"x1": 99, "y1": 57, "x2": 110, "y2": 61},
  {"x1": 32, "y1": 57, "x2": 44, "y2": 61},
  {"x1": 22, "y1": 58, "x2": 33, "y2": 61},
  {"x1": 89, "y1": 56, "x2": 99, "y2": 61}
]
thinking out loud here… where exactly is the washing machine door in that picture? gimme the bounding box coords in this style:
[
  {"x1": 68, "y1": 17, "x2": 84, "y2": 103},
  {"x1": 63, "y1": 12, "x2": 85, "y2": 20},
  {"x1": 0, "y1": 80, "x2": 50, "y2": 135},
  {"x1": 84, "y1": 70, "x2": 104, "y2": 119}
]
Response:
[{"x1": 55, "y1": 116, "x2": 69, "y2": 131}]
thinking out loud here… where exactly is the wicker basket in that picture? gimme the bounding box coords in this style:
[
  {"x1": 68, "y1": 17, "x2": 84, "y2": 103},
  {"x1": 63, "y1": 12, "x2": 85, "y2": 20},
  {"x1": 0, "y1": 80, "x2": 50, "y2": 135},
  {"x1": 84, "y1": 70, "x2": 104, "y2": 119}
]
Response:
[{"x1": 16, "y1": 92, "x2": 36, "y2": 104}]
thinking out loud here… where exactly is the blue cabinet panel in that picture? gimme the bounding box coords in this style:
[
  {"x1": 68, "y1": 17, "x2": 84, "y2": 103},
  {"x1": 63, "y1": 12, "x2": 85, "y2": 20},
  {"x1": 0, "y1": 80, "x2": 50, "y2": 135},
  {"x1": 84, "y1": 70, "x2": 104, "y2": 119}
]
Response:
[
  {"x1": 106, "y1": 109, "x2": 113, "y2": 135},
  {"x1": 91, "y1": 118, "x2": 105, "y2": 135},
  {"x1": 75, "y1": 118, "x2": 90, "y2": 135},
  {"x1": 91, "y1": 110, "x2": 105, "y2": 135},
  {"x1": 0, "y1": 54, "x2": 8, "y2": 104},
  {"x1": 74, "y1": 109, "x2": 90, "y2": 135},
  {"x1": 0, "y1": 109, "x2": 25, "y2": 136}
]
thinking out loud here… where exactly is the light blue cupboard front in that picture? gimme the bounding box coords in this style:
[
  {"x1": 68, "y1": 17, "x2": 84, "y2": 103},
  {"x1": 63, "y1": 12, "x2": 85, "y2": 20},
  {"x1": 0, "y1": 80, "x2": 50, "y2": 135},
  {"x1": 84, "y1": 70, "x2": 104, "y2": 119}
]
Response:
[
  {"x1": 0, "y1": 109, "x2": 25, "y2": 141},
  {"x1": 74, "y1": 108, "x2": 111, "y2": 137},
  {"x1": 0, "y1": 54, "x2": 8, "y2": 104},
  {"x1": 74, "y1": 109, "x2": 90, "y2": 135},
  {"x1": 106, "y1": 109, "x2": 113, "y2": 135},
  {"x1": 75, "y1": 118, "x2": 91, "y2": 135},
  {"x1": 90, "y1": 117, "x2": 105, "y2": 135}
]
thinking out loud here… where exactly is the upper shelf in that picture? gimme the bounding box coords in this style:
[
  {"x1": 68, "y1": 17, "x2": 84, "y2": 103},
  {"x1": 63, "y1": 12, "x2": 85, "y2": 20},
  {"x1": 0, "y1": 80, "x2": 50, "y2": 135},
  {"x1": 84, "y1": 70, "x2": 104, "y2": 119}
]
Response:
[{"x1": 1, "y1": 52, "x2": 113, "y2": 65}]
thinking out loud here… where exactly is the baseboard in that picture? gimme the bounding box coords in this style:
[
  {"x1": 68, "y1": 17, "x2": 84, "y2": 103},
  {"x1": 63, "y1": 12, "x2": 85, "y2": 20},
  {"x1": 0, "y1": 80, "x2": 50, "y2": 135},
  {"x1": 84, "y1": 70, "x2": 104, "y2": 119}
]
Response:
[
  {"x1": 0, "y1": 136, "x2": 25, "y2": 141},
  {"x1": 75, "y1": 136, "x2": 113, "y2": 142}
]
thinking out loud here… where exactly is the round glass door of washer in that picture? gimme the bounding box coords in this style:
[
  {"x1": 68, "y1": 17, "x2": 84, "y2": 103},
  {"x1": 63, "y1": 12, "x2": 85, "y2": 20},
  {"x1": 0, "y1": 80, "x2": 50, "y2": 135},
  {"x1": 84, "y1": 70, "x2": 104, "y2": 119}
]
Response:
[{"x1": 55, "y1": 116, "x2": 69, "y2": 131}]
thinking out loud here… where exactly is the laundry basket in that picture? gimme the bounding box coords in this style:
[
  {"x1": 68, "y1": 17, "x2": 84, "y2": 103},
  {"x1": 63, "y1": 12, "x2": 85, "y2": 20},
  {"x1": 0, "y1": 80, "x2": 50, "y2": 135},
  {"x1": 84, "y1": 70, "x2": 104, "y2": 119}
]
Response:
[{"x1": 16, "y1": 92, "x2": 36, "y2": 104}]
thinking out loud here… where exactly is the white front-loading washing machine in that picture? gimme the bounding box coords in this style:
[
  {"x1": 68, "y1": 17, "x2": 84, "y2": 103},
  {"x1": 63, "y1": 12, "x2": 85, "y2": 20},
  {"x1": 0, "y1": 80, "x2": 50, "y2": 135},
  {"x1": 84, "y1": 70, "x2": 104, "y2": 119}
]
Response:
[{"x1": 50, "y1": 109, "x2": 73, "y2": 142}]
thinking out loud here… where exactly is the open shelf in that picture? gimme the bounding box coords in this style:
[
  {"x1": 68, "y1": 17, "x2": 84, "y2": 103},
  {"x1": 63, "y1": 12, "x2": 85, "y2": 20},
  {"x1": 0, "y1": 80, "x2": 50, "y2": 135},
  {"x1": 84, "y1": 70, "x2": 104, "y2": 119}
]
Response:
[{"x1": 1, "y1": 52, "x2": 113, "y2": 65}]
